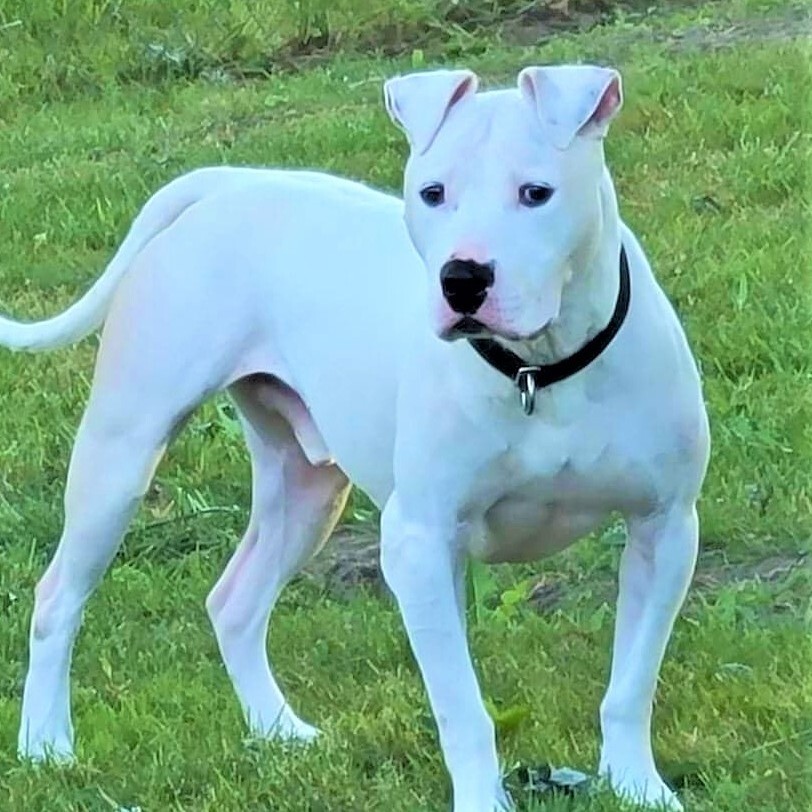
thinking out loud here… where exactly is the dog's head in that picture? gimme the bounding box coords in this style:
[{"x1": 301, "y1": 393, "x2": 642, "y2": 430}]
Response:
[{"x1": 384, "y1": 65, "x2": 623, "y2": 341}]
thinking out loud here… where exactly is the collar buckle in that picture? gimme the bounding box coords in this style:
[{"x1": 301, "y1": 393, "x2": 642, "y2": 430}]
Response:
[{"x1": 515, "y1": 366, "x2": 540, "y2": 416}]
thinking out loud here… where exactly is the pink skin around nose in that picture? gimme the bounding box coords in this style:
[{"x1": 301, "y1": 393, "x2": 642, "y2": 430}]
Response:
[{"x1": 450, "y1": 243, "x2": 490, "y2": 265}]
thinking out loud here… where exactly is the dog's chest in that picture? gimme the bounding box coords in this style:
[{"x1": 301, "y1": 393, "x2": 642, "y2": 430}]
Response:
[{"x1": 470, "y1": 413, "x2": 655, "y2": 563}]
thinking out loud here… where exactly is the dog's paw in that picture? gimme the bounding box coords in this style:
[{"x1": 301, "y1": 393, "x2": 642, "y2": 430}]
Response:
[
  {"x1": 17, "y1": 735, "x2": 76, "y2": 765},
  {"x1": 452, "y1": 782, "x2": 514, "y2": 812},
  {"x1": 248, "y1": 707, "x2": 321, "y2": 745},
  {"x1": 273, "y1": 714, "x2": 321, "y2": 744},
  {"x1": 602, "y1": 767, "x2": 682, "y2": 810}
]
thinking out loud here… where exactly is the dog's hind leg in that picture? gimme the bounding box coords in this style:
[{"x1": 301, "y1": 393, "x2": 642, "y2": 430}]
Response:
[
  {"x1": 206, "y1": 376, "x2": 350, "y2": 742},
  {"x1": 18, "y1": 251, "x2": 249, "y2": 761},
  {"x1": 18, "y1": 403, "x2": 174, "y2": 761}
]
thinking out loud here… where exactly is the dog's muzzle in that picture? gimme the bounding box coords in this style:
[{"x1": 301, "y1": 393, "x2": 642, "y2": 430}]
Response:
[{"x1": 440, "y1": 259, "x2": 495, "y2": 315}]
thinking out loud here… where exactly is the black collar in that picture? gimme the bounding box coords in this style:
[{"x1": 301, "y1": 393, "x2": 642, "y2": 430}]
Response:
[{"x1": 468, "y1": 245, "x2": 631, "y2": 415}]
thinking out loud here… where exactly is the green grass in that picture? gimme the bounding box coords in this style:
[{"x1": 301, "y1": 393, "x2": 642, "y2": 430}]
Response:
[
  {"x1": 0, "y1": 0, "x2": 811, "y2": 809},
  {"x1": 0, "y1": 0, "x2": 715, "y2": 104}
]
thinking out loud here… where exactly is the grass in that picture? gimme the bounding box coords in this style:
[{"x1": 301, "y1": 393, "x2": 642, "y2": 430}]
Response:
[
  {"x1": 0, "y1": 0, "x2": 708, "y2": 102},
  {"x1": 0, "y1": 0, "x2": 811, "y2": 809}
]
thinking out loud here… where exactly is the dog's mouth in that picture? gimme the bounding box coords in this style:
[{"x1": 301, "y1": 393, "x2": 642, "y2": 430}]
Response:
[
  {"x1": 442, "y1": 316, "x2": 490, "y2": 340},
  {"x1": 442, "y1": 316, "x2": 552, "y2": 342},
  {"x1": 440, "y1": 305, "x2": 560, "y2": 343}
]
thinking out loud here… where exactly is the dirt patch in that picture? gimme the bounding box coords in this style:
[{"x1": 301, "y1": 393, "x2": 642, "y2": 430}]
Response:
[
  {"x1": 498, "y1": 0, "x2": 622, "y2": 47},
  {"x1": 275, "y1": 0, "x2": 617, "y2": 64},
  {"x1": 693, "y1": 552, "x2": 810, "y2": 591},
  {"x1": 527, "y1": 550, "x2": 810, "y2": 615},
  {"x1": 306, "y1": 527, "x2": 809, "y2": 614},
  {"x1": 305, "y1": 526, "x2": 386, "y2": 598},
  {"x1": 658, "y1": 7, "x2": 811, "y2": 50},
  {"x1": 272, "y1": 1, "x2": 808, "y2": 74},
  {"x1": 596, "y1": 4, "x2": 812, "y2": 55}
]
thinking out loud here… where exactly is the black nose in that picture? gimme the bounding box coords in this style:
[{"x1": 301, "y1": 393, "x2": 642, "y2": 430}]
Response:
[{"x1": 440, "y1": 259, "x2": 495, "y2": 315}]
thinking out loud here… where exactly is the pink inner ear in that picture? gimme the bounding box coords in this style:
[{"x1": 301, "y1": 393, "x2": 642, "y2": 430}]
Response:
[
  {"x1": 590, "y1": 76, "x2": 621, "y2": 126},
  {"x1": 449, "y1": 75, "x2": 475, "y2": 108},
  {"x1": 519, "y1": 71, "x2": 539, "y2": 108}
]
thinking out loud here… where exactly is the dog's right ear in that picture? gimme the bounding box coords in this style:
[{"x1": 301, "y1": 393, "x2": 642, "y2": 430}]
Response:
[{"x1": 384, "y1": 69, "x2": 478, "y2": 155}]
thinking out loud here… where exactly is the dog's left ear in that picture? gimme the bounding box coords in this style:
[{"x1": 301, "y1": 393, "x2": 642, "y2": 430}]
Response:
[
  {"x1": 384, "y1": 69, "x2": 479, "y2": 155},
  {"x1": 518, "y1": 65, "x2": 623, "y2": 150}
]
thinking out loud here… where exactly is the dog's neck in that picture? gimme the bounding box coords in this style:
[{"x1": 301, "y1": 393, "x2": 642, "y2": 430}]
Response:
[{"x1": 506, "y1": 169, "x2": 623, "y2": 366}]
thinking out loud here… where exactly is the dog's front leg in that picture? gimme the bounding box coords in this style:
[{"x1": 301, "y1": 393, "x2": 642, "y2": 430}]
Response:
[
  {"x1": 380, "y1": 493, "x2": 511, "y2": 812},
  {"x1": 599, "y1": 503, "x2": 699, "y2": 811}
]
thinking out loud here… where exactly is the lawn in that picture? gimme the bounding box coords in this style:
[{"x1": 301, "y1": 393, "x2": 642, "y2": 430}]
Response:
[{"x1": 0, "y1": 0, "x2": 810, "y2": 809}]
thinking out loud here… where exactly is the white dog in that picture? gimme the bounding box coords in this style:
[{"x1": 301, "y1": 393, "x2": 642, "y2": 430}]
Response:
[{"x1": 2, "y1": 65, "x2": 709, "y2": 811}]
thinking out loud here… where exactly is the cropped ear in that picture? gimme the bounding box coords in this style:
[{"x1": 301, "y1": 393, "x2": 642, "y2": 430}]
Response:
[
  {"x1": 384, "y1": 69, "x2": 479, "y2": 155},
  {"x1": 518, "y1": 65, "x2": 623, "y2": 150}
]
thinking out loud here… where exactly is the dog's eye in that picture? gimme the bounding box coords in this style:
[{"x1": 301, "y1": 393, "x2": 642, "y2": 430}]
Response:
[
  {"x1": 419, "y1": 183, "x2": 445, "y2": 207},
  {"x1": 518, "y1": 184, "x2": 554, "y2": 207}
]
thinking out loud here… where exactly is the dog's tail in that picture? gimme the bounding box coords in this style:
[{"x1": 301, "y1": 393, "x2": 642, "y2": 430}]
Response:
[{"x1": 0, "y1": 169, "x2": 224, "y2": 353}]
